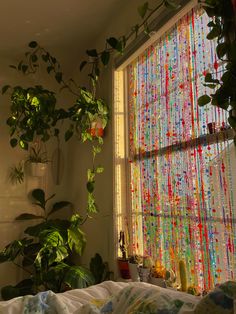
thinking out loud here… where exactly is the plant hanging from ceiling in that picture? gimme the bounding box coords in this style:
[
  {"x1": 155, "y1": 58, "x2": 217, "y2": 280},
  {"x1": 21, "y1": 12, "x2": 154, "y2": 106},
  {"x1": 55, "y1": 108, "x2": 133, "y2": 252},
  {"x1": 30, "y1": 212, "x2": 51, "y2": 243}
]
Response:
[
  {"x1": 2, "y1": 0, "x2": 180, "y2": 212},
  {"x1": 197, "y1": 0, "x2": 236, "y2": 133}
]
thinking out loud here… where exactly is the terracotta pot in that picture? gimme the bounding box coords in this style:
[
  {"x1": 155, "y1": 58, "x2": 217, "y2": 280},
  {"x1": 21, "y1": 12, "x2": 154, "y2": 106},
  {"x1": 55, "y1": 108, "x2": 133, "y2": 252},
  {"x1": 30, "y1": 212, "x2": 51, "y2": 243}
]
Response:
[
  {"x1": 117, "y1": 259, "x2": 131, "y2": 279},
  {"x1": 89, "y1": 119, "x2": 104, "y2": 137}
]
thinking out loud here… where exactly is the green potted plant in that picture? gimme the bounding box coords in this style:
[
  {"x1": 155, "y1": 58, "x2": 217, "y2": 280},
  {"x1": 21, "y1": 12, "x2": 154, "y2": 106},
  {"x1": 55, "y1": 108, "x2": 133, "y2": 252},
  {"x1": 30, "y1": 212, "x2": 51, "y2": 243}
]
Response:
[
  {"x1": 117, "y1": 231, "x2": 130, "y2": 279},
  {"x1": 25, "y1": 145, "x2": 49, "y2": 177},
  {"x1": 0, "y1": 188, "x2": 94, "y2": 300},
  {"x1": 198, "y1": 0, "x2": 236, "y2": 135},
  {"x1": 3, "y1": 84, "x2": 66, "y2": 151},
  {"x1": 128, "y1": 255, "x2": 142, "y2": 281}
]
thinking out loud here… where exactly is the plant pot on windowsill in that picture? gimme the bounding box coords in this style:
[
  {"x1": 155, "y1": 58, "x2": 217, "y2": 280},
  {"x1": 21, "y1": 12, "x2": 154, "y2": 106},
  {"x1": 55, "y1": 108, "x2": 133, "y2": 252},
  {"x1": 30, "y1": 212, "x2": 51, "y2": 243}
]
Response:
[{"x1": 117, "y1": 258, "x2": 131, "y2": 280}]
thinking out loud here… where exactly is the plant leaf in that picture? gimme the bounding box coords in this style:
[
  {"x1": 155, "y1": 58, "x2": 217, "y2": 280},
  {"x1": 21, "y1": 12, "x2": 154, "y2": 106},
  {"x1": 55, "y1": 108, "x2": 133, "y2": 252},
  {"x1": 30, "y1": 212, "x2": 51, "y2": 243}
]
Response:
[
  {"x1": 47, "y1": 201, "x2": 72, "y2": 217},
  {"x1": 101, "y1": 51, "x2": 110, "y2": 66},
  {"x1": 28, "y1": 41, "x2": 38, "y2": 48},
  {"x1": 55, "y1": 72, "x2": 63, "y2": 83},
  {"x1": 106, "y1": 37, "x2": 119, "y2": 49},
  {"x1": 1, "y1": 279, "x2": 34, "y2": 300},
  {"x1": 65, "y1": 129, "x2": 74, "y2": 142},
  {"x1": 164, "y1": 0, "x2": 181, "y2": 9},
  {"x1": 80, "y1": 60, "x2": 87, "y2": 71},
  {"x1": 15, "y1": 213, "x2": 43, "y2": 220},
  {"x1": 2, "y1": 85, "x2": 11, "y2": 94},
  {"x1": 198, "y1": 95, "x2": 211, "y2": 106},
  {"x1": 86, "y1": 49, "x2": 98, "y2": 57},
  {"x1": 32, "y1": 189, "x2": 46, "y2": 210},
  {"x1": 10, "y1": 138, "x2": 18, "y2": 148},
  {"x1": 64, "y1": 266, "x2": 94, "y2": 289},
  {"x1": 138, "y1": 2, "x2": 149, "y2": 19}
]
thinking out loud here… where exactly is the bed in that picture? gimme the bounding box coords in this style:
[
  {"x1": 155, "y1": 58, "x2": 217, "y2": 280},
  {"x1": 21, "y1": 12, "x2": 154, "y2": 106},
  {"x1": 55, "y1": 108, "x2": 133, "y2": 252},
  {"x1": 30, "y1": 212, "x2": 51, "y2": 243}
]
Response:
[{"x1": 0, "y1": 280, "x2": 235, "y2": 314}]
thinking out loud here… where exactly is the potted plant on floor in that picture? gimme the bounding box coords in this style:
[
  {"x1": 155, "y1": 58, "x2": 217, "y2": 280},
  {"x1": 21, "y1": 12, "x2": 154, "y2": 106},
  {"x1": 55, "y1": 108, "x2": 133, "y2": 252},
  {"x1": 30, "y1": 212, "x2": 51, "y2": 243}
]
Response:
[{"x1": 0, "y1": 188, "x2": 94, "y2": 300}]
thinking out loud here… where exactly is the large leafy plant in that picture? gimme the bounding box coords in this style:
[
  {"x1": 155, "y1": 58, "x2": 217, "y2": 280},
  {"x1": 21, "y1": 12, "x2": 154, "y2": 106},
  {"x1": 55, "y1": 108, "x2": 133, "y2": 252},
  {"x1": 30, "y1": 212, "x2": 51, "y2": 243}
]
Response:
[
  {"x1": 0, "y1": 188, "x2": 94, "y2": 300},
  {"x1": 198, "y1": 0, "x2": 236, "y2": 131},
  {"x1": 4, "y1": 85, "x2": 66, "y2": 150}
]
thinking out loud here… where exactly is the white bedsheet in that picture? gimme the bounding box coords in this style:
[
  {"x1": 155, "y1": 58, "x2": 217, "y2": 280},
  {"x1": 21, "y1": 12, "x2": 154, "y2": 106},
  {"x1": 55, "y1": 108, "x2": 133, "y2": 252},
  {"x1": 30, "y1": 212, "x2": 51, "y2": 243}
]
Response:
[{"x1": 0, "y1": 281, "x2": 199, "y2": 314}]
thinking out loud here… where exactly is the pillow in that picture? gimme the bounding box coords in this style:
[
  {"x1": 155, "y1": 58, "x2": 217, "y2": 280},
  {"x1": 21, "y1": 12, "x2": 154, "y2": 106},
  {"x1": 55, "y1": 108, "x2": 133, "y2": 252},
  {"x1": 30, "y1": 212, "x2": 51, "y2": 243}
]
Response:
[{"x1": 194, "y1": 281, "x2": 236, "y2": 314}]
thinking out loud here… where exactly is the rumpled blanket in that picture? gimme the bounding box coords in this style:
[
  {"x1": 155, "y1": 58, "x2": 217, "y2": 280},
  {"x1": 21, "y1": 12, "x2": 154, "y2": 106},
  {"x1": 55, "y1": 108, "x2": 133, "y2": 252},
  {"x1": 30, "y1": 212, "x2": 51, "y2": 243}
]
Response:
[{"x1": 0, "y1": 280, "x2": 235, "y2": 314}]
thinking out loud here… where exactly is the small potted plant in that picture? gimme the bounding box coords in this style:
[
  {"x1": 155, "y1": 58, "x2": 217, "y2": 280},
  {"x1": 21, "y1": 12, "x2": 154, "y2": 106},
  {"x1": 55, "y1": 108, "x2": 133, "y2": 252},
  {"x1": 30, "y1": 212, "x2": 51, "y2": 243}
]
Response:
[
  {"x1": 25, "y1": 145, "x2": 49, "y2": 177},
  {"x1": 138, "y1": 255, "x2": 153, "y2": 282},
  {"x1": 117, "y1": 231, "x2": 130, "y2": 279},
  {"x1": 150, "y1": 261, "x2": 168, "y2": 287},
  {"x1": 128, "y1": 255, "x2": 142, "y2": 281}
]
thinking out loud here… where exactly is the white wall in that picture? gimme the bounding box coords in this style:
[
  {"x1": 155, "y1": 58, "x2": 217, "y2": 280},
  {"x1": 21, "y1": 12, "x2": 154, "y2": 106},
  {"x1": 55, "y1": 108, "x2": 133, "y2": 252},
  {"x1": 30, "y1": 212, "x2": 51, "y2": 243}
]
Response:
[{"x1": 0, "y1": 55, "x2": 74, "y2": 290}]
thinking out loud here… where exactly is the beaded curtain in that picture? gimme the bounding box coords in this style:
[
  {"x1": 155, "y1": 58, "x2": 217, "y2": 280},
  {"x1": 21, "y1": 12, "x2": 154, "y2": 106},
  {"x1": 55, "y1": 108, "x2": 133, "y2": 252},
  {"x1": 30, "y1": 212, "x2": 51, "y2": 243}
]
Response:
[{"x1": 128, "y1": 7, "x2": 235, "y2": 291}]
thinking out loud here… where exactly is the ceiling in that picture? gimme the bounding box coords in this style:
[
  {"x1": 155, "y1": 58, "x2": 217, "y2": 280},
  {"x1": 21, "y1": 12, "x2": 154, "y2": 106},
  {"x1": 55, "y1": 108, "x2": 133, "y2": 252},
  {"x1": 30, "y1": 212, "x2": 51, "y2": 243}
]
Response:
[{"x1": 0, "y1": 0, "x2": 124, "y2": 69}]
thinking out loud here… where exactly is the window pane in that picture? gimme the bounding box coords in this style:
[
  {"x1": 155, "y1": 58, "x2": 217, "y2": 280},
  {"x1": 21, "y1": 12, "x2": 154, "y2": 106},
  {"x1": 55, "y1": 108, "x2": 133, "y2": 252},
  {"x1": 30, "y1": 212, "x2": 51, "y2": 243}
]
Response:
[{"x1": 127, "y1": 7, "x2": 235, "y2": 291}]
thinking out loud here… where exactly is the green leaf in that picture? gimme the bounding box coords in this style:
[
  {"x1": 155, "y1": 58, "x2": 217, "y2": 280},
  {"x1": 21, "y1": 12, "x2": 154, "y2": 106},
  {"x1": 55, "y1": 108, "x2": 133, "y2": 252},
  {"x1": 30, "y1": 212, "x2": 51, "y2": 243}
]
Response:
[
  {"x1": 1, "y1": 279, "x2": 34, "y2": 300},
  {"x1": 203, "y1": 83, "x2": 217, "y2": 89},
  {"x1": 86, "y1": 181, "x2": 94, "y2": 193},
  {"x1": 96, "y1": 166, "x2": 104, "y2": 174},
  {"x1": 138, "y1": 2, "x2": 149, "y2": 19},
  {"x1": 64, "y1": 266, "x2": 94, "y2": 289},
  {"x1": 19, "y1": 140, "x2": 28, "y2": 150},
  {"x1": 80, "y1": 60, "x2": 87, "y2": 71},
  {"x1": 216, "y1": 42, "x2": 228, "y2": 59},
  {"x1": 101, "y1": 51, "x2": 110, "y2": 66},
  {"x1": 107, "y1": 37, "x2": 119, "y2": 49},
  {"x1": 10, "y1": 138, "x2": 18, "y2": 148},
  {"x1": 207, "y1": 26, "x2": 221, "y2": 40},
  {"x1": 15, "y1": 213, "x2": 43, "y2": 220},
  {"x1": 2, "y1": 85, "x2": 11, "y2": 94},
  {"x1": 47, "y1": 66, "x2": 54, "y2": 73},
  {"x1": 32, "y1": 189, "x2": 46, "y2": 210},
  {"x1": 86, "y1": 49, "x2": 98, "y2": 57},
  {"x1": 198, "y1": 94, "x2": 211, "y2": 106},
  {"x1": 228, "y1": 116, "x2": 236, "y2": 129},
  {"x1": 65, "y1": 129, "x2": 74, "y2": 142},
  {"x1": 68, "y1": 226, "x2": 86, "y2": 256},
  {"x1": 9, "y1": 65, "x2": 17, "y2": 70},
  {"x1": 28, "y1": 41, "x2": 38, "y2": 48},
  {"x1": 164, "y1": 0, "x2": 181, "y2": 9},
  {"x1": 87, "y1": 192, "x2": 98, "y2": 214},
  {"x1": 55, "y1": 72, "x2": 63, "y2": 83},
  {"x1": 90, "y1": 253, "x2": 106, "y2": 284},
  {"x1": 47, "y1": 201, "x2": 72, "y2": 217},
  {"x1": 42, "y1": 54, "x2": 49, "y2": 62},
  {"x1": 21, "y1": 65, "x2": 28, "y2": 74},
  {"x1": 31, "y1": 54, "x2": 38, "y2": 63}
]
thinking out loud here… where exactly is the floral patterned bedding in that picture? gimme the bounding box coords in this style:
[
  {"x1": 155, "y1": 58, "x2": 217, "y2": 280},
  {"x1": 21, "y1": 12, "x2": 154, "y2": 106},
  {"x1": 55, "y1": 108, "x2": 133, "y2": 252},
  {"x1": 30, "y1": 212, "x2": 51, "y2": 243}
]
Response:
[{"x1": 0, "y1": 280, "x2": 235, "y2": 314}]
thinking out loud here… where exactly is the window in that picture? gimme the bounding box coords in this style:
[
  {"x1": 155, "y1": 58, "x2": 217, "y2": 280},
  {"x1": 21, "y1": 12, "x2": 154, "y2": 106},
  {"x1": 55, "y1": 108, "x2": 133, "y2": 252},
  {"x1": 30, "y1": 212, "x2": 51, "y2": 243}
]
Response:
[{"x1": 114, "y1": 3, "x2": 236, "y2": 292}]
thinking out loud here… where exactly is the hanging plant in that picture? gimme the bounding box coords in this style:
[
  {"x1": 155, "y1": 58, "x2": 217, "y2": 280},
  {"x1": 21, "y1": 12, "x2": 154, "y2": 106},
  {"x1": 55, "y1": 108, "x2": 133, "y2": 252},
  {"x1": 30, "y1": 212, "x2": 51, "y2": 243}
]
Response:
[
  {"x1": 198, "y1": 0, "x2": 236, "y2": 131},
  {"x1": 3, "y1": 85, "x2": 67, "y2": 150}
]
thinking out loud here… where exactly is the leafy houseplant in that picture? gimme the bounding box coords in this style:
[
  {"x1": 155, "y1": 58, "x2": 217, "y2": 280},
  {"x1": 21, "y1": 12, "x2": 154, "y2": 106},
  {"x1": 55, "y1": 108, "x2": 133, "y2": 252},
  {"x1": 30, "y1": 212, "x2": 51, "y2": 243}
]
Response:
[
  {"x1": 8, "y1": 145, "x2": 49, "y2": 184},
  {"x1": 0, "y1": 188, "x2": 94, "y2": 300},
  {"x1": 198, "y1": 0, "x2": 236, "y2": 133},
  {"x1": 4, "y1": 85, "x2": 65, "y2": 151}
]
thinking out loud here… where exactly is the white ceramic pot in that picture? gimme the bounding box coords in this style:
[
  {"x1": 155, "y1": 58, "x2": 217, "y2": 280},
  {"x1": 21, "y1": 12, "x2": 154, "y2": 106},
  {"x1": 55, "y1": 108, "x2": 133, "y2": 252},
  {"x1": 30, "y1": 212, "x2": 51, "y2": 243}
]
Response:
[
  {"x1": 29, "y1": 162, "x2": 47, "y2": 177},
  {"x1": 128, "y1": 262, "x2": 140, "y2": 281},
  {"x1": 138, "y1": 267, "x2": 150, "y2": 282}
]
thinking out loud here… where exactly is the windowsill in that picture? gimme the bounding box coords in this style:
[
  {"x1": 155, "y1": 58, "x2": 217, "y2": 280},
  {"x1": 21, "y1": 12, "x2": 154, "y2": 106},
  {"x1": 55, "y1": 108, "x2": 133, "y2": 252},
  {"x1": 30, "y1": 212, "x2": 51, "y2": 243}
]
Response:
[{"x1": 133, "y1": 128, "x2": 235, "y2": 160}]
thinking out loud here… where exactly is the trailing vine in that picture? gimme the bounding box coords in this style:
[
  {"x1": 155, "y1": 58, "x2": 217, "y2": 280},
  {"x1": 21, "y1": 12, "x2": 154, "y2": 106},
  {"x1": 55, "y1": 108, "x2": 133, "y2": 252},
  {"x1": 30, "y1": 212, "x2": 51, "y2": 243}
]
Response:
[{"x1": 198, "y1": 0, "x2": 236, "y2": 131}]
